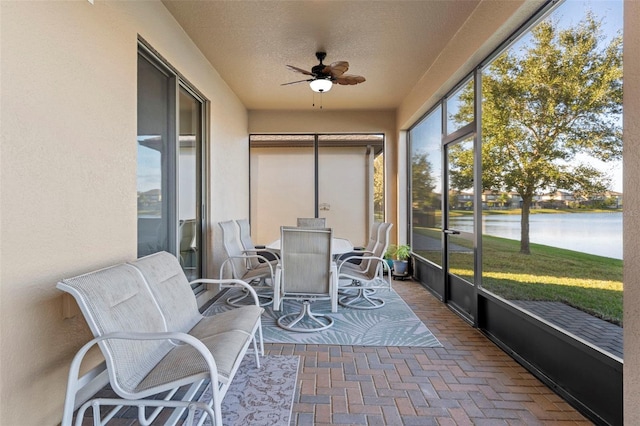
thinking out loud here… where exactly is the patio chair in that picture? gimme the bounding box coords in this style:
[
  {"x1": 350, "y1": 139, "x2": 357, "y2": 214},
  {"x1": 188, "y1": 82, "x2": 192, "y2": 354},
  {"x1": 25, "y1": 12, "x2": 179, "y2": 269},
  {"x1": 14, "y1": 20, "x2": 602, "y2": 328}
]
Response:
[
  {"x1": 236, "y1": 218, "x2": 280, "y2": 268},
  {"x1": 297, "y1": 217, "x2": 326, "y2": 228},
  {"x1": 179, "y1": 219, "x2": 197, "y2": 278},
  {"x1": 219, "y1": 220, "x2": 276, "y2": 307},
  {"x1": 273, "y1": 226, "x2": 337, "y2": 332},
  {"x1": 337, "y1": 222, "x2": 393, "y2": 309}
]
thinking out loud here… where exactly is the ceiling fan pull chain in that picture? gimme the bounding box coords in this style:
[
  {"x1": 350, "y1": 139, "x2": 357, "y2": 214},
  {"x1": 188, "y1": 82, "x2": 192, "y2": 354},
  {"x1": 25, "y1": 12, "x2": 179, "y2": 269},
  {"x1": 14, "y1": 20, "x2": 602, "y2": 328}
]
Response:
[{"x1": 312, "y1": 91, "x2": 323, "y2": 109}]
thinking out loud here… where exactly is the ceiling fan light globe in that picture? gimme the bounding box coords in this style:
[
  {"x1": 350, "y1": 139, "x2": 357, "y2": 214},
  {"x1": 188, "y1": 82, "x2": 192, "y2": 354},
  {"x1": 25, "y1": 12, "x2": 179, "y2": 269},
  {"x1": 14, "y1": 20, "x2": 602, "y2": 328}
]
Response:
[{"x1": 310, "y1": 79, "x2": 333, "y2": 93}]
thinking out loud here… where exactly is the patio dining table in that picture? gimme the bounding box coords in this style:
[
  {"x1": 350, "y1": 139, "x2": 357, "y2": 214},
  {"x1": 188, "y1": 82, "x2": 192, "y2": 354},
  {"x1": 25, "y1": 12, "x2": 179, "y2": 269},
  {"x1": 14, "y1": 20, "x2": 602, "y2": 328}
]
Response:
[{"x1": 266, "y1": 237, "x2": 354, "y2": 257}]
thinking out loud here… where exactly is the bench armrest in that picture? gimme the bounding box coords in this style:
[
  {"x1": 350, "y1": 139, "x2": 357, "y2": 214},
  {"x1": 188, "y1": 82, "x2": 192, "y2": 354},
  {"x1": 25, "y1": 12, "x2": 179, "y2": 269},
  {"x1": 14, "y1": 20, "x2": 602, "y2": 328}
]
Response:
[{"x1": 62, "y1": 331, "x2": 220, "y2": 426}]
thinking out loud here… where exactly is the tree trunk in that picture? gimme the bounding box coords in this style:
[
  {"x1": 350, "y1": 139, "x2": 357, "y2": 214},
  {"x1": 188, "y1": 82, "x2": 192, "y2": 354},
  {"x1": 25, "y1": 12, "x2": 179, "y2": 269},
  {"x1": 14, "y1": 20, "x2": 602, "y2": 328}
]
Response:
[{"x1": 520, "y1": 195, "x2": 532, "y2": 254}]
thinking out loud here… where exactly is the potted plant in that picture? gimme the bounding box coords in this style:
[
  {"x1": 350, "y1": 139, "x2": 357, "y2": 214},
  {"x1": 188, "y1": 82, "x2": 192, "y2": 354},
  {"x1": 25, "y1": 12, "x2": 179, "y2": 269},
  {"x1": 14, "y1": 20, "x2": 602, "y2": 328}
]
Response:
[
  {"x1": 391, "y1": 244, "x2": 411, "y2": 275},
  {"x1": 384, "y1": 245, "x2": 396, "y2": 273}
]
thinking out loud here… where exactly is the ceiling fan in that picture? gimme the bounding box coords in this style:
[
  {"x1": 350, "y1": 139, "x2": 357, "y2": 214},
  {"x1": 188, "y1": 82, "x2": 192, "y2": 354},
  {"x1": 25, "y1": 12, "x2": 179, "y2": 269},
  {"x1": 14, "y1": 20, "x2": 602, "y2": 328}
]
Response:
[{"x1": 282, "y1": 51, "x2": 366, "y2": 93}]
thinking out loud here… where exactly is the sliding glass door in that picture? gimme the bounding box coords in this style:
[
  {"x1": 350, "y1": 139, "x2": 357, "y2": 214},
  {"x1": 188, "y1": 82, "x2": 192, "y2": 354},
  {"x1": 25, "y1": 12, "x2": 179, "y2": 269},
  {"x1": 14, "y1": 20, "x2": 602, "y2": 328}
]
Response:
[
  {"x1": 137, "y1": 45, "x2": 205, "y2": 281},
  {"x1": 177, "y1": 88, "x2": 203, "y2": 281},
  {"x1": 444, "y1": 135, "x2": 476, "y2": 319},
  {"x1": 137, "y1": 52, "x2": 174, "y2": 258}
]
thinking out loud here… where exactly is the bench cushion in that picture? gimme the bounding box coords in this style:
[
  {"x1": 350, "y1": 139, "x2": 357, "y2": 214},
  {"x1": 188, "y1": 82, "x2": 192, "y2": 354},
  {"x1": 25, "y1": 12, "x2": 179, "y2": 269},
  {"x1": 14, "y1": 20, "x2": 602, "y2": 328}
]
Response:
[
  {"x1": 137, "y1": 329, "x2": 252, "y2": 392},
  {"x1": 131, "y1": 251, "x2": 264, "y2": 341},
  {"x1": 130, "y1": 251, "x2": 200, "y2": 333},
  {"x1": 189, "y1": 305, "x2": 263, "y2": 340}
]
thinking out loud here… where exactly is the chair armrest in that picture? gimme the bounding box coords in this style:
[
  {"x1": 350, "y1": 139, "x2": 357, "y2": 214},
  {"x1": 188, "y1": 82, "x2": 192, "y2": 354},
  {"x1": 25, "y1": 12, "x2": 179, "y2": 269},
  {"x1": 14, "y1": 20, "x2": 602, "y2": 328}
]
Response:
[
  {"x1": 340, "y1": 250, "x2": 373, "y2": 261},
  {"x1": 330, "y1": 262, "x2": 338, "y2": 313},
  {"x1": 241, "y1": 248, "x2": 281, "y2": 260},
  {"x1": 337, "y1": 255, "x2": 391, "y2": 277},
  {"x1": 338, "y1": 255, "x2": 386, "y2": 269},
  {"x1": 273, "y1": 264, "x2": 283, "y2": 311},
  {"x1": 229, "y1": 253, "x2": 275, "y2": 265},
  {"x1": 190, "y1": 278, "x2": 260, "y2": 306},
  {"x1": 219, "y1": 255, "x2": 276, "y2": 280}
]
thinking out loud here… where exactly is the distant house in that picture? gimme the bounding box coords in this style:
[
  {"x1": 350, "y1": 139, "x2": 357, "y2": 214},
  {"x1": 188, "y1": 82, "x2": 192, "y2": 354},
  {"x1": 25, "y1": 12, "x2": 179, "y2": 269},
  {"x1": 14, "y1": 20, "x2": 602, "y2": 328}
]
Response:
[
  {"x1": 538, "y1": 190, "x2": 576, "y2": 208},
  {"x1": 481, "y1": 191, "x2": 525, "y2": 210},
  {"x1": 449, "y1": 190, "x2": 474, "y2": 209},
  {"x1": 584, "y1": 190, "x2": 623, "y2": 208},
  {"x1": 536, "y1": 189, "x2": 622, "y2": 209}
]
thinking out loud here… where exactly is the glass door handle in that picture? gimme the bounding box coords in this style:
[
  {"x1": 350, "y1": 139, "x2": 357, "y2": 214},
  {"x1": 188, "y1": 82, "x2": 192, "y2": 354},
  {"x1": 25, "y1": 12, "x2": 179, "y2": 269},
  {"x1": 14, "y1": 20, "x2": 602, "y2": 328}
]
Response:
[{"x1": 443, "y1": 229, "x2": 461, "y2": 235}]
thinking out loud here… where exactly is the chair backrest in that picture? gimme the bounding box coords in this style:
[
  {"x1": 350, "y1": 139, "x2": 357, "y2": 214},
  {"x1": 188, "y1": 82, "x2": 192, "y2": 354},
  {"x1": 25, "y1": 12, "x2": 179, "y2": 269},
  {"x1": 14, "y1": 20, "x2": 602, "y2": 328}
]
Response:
[
  {"x1": 364, "y1": 222, "x2": 382, "y2": 253},
  {"x1": 354, "y1": 222, "x2": 382, "y2": 273},
  {"x1": 219, "y1": 220, "x2": 249, "y2": 278},
  {"x1": 179, "y1": 219, "x2": 196, "y2": 253},
  {"x1": 361, "y1": 222, "x2": 393, "y2": 277},
  {"x1": 236, "y1": 218, "x2": 261, "y2": 269},
  {"x1": 129, "y1": 251, "x2": 200, "y2": 333},
  {"x1": 280, "y1": 226, "x2": 332, "y2": 295},
  {"x1": 57, "y1": 264, "x2": 172, "y2": 395},
  {"x1": 296, "y1": 217, "x2": 326, "y2": 228}
]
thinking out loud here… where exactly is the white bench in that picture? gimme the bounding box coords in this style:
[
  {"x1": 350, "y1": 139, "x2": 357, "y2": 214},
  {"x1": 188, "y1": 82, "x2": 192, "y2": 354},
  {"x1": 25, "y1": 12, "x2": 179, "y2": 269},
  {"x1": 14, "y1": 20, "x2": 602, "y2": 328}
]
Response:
[{"x1": 57, "y1": 251, "x2": 263, "y2": 426}]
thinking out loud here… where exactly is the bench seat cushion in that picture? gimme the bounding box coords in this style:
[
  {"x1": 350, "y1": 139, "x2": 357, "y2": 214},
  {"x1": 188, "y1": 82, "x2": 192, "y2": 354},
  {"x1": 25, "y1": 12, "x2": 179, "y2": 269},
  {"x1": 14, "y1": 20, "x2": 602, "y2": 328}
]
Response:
[
  {"x1": 189, "y1": 305, "x2": 263, "y2": 341},
  {"x1": 136, "y1": 329, "x2": 252, "y2": 392}
]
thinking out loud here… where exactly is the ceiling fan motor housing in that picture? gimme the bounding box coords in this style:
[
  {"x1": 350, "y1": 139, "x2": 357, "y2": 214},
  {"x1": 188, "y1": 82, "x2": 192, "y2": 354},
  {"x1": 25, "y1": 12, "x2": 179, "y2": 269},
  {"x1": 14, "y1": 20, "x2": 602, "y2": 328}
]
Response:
[{"x1": 312, "y1": 52, "x2": 330, "y2": 78}]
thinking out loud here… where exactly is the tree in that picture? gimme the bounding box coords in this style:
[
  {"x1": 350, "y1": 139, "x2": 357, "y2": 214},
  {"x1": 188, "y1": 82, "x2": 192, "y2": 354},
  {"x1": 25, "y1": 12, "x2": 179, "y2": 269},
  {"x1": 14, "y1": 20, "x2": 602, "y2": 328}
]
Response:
[
  {"x1": 411, "y1": 152, "x2": 440, "y2": 209},
  {"x1": 373, "y1": 154, "x2": 385, "y2": 218},
  {"x1": 450, "y1": 13, "x2": 622, "y2": 254}
]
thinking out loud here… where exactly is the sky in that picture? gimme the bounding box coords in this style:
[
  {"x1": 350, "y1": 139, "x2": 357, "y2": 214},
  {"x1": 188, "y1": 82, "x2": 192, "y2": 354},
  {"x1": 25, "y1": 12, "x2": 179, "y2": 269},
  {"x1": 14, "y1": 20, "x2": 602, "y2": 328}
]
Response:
[{"x1": 554, "y1": 0, "x2": 624, "y2": 192}]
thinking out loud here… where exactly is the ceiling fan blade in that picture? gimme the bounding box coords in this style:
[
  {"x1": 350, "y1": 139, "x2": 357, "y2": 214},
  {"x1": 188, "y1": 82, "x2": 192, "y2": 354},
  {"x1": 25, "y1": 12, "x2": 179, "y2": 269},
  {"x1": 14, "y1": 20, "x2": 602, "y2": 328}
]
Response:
[
  {"x1": 286, "y1": 65, "x2": 314, "y2": 76},
  {"x1": 326, "y1": 61, "x2": 349, "y2": 78},
  {"x1": 334, "y1": 74, "x2": 366, "y2": 85},
  {"x1": 281, "y1": 78, "x2": 314, "y2": 86}
]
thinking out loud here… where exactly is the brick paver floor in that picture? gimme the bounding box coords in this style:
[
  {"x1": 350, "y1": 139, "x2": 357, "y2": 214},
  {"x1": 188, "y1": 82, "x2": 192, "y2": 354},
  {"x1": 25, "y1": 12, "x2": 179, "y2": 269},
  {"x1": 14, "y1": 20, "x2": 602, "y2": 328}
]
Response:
[{"x1": 266, "y1": 279, "x2": 593, "y2": 425}]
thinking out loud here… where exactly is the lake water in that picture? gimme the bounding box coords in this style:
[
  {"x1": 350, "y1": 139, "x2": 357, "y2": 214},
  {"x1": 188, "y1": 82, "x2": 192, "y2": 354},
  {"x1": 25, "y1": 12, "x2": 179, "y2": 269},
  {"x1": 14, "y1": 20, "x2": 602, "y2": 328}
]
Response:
[{"x1": 450, "y1": 212, "x2": 622, "y2": 259}]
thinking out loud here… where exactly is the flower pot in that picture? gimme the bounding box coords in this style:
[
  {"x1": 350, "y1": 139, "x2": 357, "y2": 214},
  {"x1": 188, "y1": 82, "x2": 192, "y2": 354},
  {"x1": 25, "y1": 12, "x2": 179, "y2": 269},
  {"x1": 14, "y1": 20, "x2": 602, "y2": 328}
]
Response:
[
  {"x1": 385, "y1": 258, "x2": 394, "y2": 272},
  {"x1": 392, "y1": 260, "x2": 409, "y2": 275}
]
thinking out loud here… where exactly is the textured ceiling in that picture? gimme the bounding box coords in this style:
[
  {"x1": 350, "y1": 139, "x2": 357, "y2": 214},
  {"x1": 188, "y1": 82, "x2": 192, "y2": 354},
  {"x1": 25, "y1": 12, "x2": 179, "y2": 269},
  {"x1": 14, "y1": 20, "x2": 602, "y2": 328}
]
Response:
[{"x1": 162, "y1": 0, "x2": 482, "y2": 111}]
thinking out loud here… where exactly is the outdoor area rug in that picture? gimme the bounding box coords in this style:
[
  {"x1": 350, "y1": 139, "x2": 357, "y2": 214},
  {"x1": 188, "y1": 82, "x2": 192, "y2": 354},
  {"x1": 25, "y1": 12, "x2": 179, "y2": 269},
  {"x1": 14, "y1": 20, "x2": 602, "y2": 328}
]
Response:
[
  {"x1": 186, "y1": 355, "x2": 299, "y2": 426},
  {"x1": 204, "y1": 287, "x2": 442, "y2": 347}
]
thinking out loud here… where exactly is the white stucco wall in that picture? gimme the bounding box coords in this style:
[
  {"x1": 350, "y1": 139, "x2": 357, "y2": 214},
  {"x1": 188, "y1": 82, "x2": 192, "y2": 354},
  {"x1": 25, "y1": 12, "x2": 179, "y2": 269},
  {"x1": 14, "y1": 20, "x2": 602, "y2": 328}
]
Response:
[{"x1": 0, "y1": 1, "x2": 248, "y2": 424}]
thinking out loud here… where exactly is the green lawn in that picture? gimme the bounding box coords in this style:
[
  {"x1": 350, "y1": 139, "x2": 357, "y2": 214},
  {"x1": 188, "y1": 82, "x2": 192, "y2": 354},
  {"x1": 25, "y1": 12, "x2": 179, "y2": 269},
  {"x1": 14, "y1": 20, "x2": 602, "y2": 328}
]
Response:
[{"x1": 413, "y1": 227, "x2": 623, "y2": 325}]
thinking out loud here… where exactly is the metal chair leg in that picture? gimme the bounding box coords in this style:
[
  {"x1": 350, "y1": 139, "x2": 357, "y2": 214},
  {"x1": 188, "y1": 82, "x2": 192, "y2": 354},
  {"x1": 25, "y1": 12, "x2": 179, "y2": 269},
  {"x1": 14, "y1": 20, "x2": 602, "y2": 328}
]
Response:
[
  {"x1": 277, "y1": 300, "x2": 334, "y2": 332},
  {"x1": 339, "y1": 288, "x2": 385, "y2": 309},
  {"x1": 226, "y1": 287, "x2": 273, "y2": 307}
]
